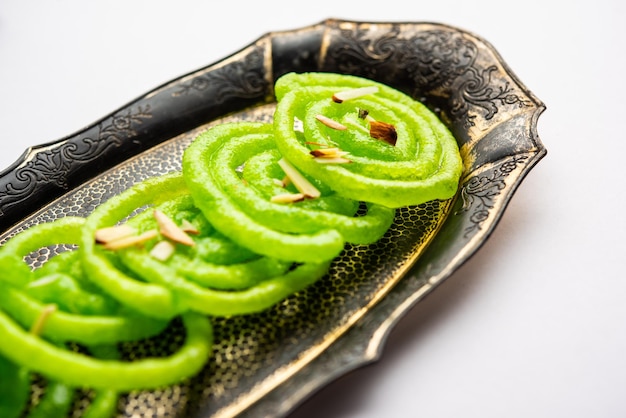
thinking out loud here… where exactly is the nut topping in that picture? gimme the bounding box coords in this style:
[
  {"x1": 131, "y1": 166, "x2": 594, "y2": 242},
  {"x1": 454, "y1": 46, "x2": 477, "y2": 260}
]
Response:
[
  {"x1": 95, "y1": 224, "x2": 137, "y2": 244},
  {"x1": 150, "y1": 240, "x2": 176, "y2": 261},
  {"x1": 153, "y1": 210, "x2": 195, "y2": 247},
  {"x1": 369, "y1": 120, "x2": 398, "y2": 146},
  {"x1": 277, "y1": 158, "x2": 321, "y2": 199},
  {"x1": 332, "y1": 86, "x2": 379, "y2": 103},
  {"x1": 315, "y1": 114, "x2": 347, "y2": 131},
  {"x1": 30, "y1": 304, "x2": 57, "y2": 336},
  {"x1": 270, "y1": 193, "x2": 306, "y2": 204},
  {"x1": 180, "y1": 219, "x2": 200, "y2": 235},
  {"x1": 102, "y1": 229, "x2": 159, "y2": 250}
]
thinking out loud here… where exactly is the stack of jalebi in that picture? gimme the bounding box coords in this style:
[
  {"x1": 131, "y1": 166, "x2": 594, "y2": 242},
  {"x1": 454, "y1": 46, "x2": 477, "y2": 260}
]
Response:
[{"x1": 0, "y1": 72, "x2": 462, "y2": 417}]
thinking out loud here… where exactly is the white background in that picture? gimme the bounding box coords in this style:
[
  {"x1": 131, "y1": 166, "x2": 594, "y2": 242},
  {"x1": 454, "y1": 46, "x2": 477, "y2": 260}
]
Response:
[{"x1": 1, "y1": 1, "x2": 625, "y2": 417}]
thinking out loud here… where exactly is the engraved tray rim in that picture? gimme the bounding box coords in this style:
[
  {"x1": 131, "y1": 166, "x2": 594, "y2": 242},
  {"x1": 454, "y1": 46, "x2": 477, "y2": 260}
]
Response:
[{"x1": 0, "y1": 18, "x2": 546, "y2": 418}]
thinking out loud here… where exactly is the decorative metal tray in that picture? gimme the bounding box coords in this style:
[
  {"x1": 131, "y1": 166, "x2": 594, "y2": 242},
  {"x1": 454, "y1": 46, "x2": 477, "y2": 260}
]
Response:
[{"x1": 0, "y1": 19, "x2": 546, "y2": 418}]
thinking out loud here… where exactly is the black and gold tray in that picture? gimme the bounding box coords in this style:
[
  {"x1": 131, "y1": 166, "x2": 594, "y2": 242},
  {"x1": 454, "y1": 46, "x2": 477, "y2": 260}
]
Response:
[{"x1": 0, "y1": 19, "x2": 546, "y2": 418}]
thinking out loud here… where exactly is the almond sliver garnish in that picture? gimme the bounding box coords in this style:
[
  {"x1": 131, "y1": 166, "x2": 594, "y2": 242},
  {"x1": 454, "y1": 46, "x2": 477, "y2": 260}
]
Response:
[
  {"x1": 369, "y1": 120, "x2": 398, "y2": 146},
  {"x1": 332, "y1": 86, "x2": 379, "y2": 103},
  {"x1": 30, "y1": 304, "x2": 57, "y2": 336},
  {"x1": 315, "y1": 114, "x2": 347, "y2": 130},
  {"x1": 270, "y1": 193, "x2": 306, "y2": 203},
  {"x1": 310, "y1": 146, "x2": 351, "y2": 163},
  {"x1": 150, "y1": 240, "x2": 176, "y2": 261},
  {"x1": 313, "y1": 157, "x2": 352, "y2": 164},
  {"x1": 310, "y1": 148, "x2": 349, "y2": 158},
  {"x1": 102, "y1": 229, "x2": 159, "y2": 250},
  {"x1": 154, "y1": 210, "x2": 195, "y2": 246},
  {"x1": 95, "y1": 224, "x2": 137, "y2": 244},
  {"x1": 180, "y1": 219, "x2": 200, "y2": 235},
  {"x1": 272, "y1": 176, "x2": 291, "y2": 188},
  {"x1": 277, "y1": 158, "x2": 321, "y2": 199}
]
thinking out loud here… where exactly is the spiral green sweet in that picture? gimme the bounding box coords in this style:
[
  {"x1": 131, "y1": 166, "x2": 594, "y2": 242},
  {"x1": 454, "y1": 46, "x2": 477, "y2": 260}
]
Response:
[
  {"x1": 183, "y1": 121, "x2": 395, "y2": 263},
  {"x1": 80, "y1": 173, "x2": 188, "y2": 319},
  {"x1": 0, "y1": 217, "x2": 168, "y2": 344},
  {"x1": 0, "y1": 71, "x2": 463, "y2": 417},
  {"x1": 273, "y1": 72, "x2": 463, "y2": 208},
  {"x1": 0, "y1": 310, "x2": 213, "y2": 391}
]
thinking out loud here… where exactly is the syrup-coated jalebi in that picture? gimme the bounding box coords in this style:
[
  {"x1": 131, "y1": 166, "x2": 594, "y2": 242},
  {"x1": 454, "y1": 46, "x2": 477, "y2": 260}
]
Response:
[
  {"x1": 0, "y1": 216, "x2": 213, "y2": 417},
  {"x1": 0, "y1": 72, "x2": 463, "y2": 418},
  {"x1": 273, "y1": 72, "x2": 463, "y2": 208},
  {"x1": 80, "y1": 172, "x2": 331, "y2": 317},
  {"x1": 183, "y1": 121, "x2": 396, "y2": 263},
  {"x1": 0, "y1": 217, "x2": 168, "y2": 344}
]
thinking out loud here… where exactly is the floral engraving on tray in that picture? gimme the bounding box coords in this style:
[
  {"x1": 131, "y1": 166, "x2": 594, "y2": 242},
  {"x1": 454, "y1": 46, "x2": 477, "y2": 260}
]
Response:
[
  {"x1": 450, "y1": 65, "x2": 534, "y2": 127},
  {"x1": 327, "y1": 24, "x2": 532, "y2": 127},
  {"x1": 326, "y1": 26, "x2": 402, "y2": 78},
  {"x1": 457, "y1": 155, "x2": 528, "y2": 237},
  {"x1": 402, "y1": 30, "x2": 478, "y2": 92},
  {"x1": 172, "y1": 46, "x2": 268, "y2": 102},
  {"x1": 0, "y1": 105, "x2": 152, "y2": 215},
  {"x1": 97, "y1": 106, "x2": 152, "y2": 147}
]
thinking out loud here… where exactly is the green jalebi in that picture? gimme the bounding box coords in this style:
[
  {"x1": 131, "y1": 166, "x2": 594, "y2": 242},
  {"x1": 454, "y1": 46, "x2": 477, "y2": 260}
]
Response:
[{"x1": 0, "y1": 72, "x2": 462, "y2": 417}]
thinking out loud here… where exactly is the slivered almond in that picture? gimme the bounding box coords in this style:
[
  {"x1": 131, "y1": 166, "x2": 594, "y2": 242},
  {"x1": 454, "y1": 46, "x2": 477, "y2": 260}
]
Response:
[
  {"x1": 369, "y1": 120, "x2": 398, "y2": 146},
  {"x1": 277, "y1": 158, "x2": 321, "y2": 199},
  {"x1": 313, "y1": 157, "x2": 352, "y2": 164},
  {"x1": 310, "y1": 148, "x2": 349, "y2": 158},
  {"x1": 332, "y1": 86, "x2": 379, "y2": 103},
  {"x1": 310, "y1": 147, "x2": 340, "y2": 156},
  {"x1": 315, "y1": 114, "x2": 347, "y2": 130},
  {"x1": 270, "y1": 193, "x2": 306, "y2": 203},
  {"x1": 150, "y1": 240, "x2": 176, "y2": 261},
  {"x1": 272, "y1": 176, "x2": 291, "y2": 188},
  {"x1": 95, "y1": 224, "x2": 137, "y2": 244},
  {"x1": 103, "y1": 229, "x2": 159, "y2": 250},
  {"x1": 310, "y1": 147, "x2": 351, "y2": 163},
  {"x1": 181, "y1": 219, "x2": 200, "y2": 235},
  {"x1": 154, "y1": 210, "x2": 195, "y2": 246},
  {"x1": 30, "y1": 304, "x2": 57, "y2": 336},
  {"x1": 273, "y1": 176, "x2": 293, "y2": 188}
]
